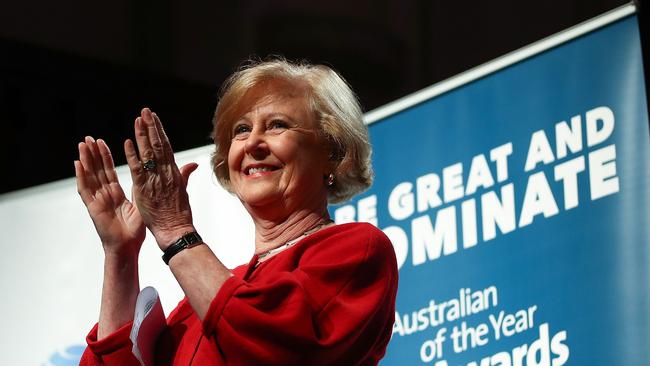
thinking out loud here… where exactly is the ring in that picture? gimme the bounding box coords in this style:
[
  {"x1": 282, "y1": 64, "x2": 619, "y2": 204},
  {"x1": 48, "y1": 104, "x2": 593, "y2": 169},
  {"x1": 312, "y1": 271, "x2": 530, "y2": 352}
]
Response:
[{"x1": 143, "y1": 159, "x2": 157, "y2": 171}]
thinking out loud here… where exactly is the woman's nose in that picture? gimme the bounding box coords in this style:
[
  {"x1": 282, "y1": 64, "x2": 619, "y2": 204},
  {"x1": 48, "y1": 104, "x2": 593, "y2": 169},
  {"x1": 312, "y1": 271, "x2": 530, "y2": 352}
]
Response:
[{"x1": 244, "y1": 128, "x2": 269, "y2": 158}]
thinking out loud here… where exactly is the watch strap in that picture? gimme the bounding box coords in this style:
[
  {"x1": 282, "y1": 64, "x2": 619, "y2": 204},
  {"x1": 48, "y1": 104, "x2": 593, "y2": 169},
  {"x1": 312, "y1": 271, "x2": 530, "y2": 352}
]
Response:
[{"x1": 162, "y1": 231, "x2": 203, "y2": 265}]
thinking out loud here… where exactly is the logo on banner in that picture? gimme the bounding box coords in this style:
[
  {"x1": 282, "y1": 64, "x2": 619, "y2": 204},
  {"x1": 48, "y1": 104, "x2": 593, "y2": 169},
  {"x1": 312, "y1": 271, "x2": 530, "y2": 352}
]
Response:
[{"x1": 43, "y1": 345, "x2": 85, "y2": 366}]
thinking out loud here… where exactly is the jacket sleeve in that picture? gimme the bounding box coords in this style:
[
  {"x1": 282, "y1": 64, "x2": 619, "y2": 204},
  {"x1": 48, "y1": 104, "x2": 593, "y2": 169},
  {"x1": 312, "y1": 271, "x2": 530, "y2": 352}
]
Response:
[
  {"x1": 202, "y1": 224, "x2": 398, "y2": 366},
  {"x1": 79, "y1": 322, "x2": 141, "y2": 366}
]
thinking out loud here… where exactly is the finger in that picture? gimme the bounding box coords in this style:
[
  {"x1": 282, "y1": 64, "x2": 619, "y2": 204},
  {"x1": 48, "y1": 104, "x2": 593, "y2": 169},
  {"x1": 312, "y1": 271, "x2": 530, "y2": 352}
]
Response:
[
  {"x1": 179, "y1": 162, "x2": 199, "y2": 188},
  {"x1": 125, "y1": 139, "x2": 146, "y2": 187},
  {"x1": 134, "y1": 116, "x2": 155, "y2": 163},
  {"x1": 78, "y1": 141, "x2": 99, "y2": 190},
  {"x1": 152, "y1": 112, "x2": 176, "y2": 163},
  {"x1": 97, "y1": 139, "x2": 119, "y2": 183},
  {"x1": 141, "y1": 108, "x2": 165, "y2": 161},
  {"x1": 74, "y1": 160, "x2": 94, "y2": 205},
  {"x1": 85, "y1": 136, "x2": 109, "y2": 185}
]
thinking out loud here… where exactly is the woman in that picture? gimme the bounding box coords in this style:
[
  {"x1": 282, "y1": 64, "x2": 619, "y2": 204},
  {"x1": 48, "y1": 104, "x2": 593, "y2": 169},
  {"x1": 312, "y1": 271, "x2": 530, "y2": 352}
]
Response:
[{"x1": 76, "y1": 59, "x2": 398, "y2": 365}]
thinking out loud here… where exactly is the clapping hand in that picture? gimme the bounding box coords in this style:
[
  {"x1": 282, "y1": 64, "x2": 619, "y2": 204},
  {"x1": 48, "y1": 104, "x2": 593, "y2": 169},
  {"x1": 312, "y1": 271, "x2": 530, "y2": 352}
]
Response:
[
  {"x1": 124, "y1": 108, "x2": 198, "y2": 250},
  {"x1": 75, "y1": 137, "x2": 145, "y2": 256}
]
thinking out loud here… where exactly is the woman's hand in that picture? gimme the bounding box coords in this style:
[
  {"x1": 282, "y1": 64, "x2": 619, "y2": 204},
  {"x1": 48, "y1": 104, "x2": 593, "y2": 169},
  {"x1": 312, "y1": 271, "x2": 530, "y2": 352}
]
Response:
[
  {"x1": 125, "y1": 108, "x2": 198, "y2": 250},
  {"x1": 75, "y1": 137, "x2": 145, "y2": 256}
]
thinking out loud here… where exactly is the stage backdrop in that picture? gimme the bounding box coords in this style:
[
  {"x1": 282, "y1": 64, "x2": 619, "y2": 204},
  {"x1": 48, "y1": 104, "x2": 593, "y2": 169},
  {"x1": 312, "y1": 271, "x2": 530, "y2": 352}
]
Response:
[
  {"x1": 332, "y1": 6, "x2": 649, "y2": 366},
  {"x1": 0, "y1": 4, "x2": 646, "y2": 366}
]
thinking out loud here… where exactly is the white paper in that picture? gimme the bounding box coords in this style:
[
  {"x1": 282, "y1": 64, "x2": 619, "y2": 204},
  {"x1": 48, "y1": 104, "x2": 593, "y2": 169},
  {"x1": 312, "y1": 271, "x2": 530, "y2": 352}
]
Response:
[{"x1": 130, "y1": 286, "x2": 166, "y2": 366}]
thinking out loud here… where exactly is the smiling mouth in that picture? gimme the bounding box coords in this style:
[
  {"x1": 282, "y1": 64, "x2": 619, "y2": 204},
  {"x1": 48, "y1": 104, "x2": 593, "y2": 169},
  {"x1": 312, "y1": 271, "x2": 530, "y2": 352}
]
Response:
[{"x1": 245, "y1": 165, "x2": 280, "y2": 175}]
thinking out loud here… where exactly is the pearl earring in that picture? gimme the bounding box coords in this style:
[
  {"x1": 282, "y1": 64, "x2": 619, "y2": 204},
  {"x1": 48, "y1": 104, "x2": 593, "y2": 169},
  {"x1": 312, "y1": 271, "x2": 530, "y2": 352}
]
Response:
[{"x1": 327, "y1": 173, "x2": 334, "y2": 186}]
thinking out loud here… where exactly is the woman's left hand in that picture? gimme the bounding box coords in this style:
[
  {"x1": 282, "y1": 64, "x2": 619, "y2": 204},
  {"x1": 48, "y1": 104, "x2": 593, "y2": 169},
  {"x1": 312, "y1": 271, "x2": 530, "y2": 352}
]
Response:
[{"x1": 124, "y1": 108, "x2": 199, "y2": 250}]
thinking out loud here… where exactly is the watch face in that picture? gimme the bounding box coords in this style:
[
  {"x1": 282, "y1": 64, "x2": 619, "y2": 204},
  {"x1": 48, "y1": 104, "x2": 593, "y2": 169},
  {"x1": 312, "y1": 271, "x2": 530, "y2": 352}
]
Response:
[
  {"x1": 186, "y1": 232, "x2": 202, "y2": 245},
  {"x1": 163, "y1": 232, "x2": 204, "y2": 264}
]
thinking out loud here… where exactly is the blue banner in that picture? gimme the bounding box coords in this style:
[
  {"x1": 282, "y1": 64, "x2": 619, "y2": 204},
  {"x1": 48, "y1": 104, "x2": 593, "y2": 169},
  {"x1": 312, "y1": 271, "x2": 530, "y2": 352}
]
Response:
[{"x1": 333, "y1": 14, "x2": 650, "y2": 365}]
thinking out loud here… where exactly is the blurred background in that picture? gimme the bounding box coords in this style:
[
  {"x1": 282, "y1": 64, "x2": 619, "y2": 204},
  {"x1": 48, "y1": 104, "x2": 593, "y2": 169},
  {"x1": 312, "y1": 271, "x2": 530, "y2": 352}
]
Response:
[{"x1": 0, "y1": 0, "x2": 646, "y2": 194}]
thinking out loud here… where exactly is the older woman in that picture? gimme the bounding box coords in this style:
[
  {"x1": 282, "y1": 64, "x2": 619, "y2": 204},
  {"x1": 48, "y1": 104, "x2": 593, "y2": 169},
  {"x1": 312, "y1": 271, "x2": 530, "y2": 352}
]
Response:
[{"x1": 77, "y1": 59, "x2": 398, "y2": 365}]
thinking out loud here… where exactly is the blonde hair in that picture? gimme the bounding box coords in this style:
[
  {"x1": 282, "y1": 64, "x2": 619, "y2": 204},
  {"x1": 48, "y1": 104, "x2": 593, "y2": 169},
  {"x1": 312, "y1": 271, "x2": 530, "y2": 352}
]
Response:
[{"x1": 211, "y1": 58, "x2": 373, "y2": 203}]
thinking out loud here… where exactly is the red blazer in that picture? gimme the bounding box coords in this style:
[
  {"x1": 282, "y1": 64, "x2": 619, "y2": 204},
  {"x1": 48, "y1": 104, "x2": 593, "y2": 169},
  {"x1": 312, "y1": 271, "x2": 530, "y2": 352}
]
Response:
[{"x1": 81, "y1": 222, "x2": 398, "y2": 365}]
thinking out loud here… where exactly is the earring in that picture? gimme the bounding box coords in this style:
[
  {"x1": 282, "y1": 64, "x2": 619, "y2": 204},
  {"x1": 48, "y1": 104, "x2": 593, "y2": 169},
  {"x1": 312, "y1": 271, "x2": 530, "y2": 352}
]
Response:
[{"x1": 327, "y1": 173, "x2": 335, "y2": 186}]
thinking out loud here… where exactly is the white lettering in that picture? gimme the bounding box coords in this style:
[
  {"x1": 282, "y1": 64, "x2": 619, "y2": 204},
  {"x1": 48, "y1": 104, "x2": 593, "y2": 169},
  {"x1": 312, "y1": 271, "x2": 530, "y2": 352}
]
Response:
[
  {"x1": 412, "y1": 207, "x2": 457, "y2": 265},
  {"x1": 334, "y1": 205, "x2": 355, "y2": 224},
  {"x1": 388, "y1": 182, "x2": 414, "y2": 220},
  {"x1": 357, "y1": 195, "x2": 377, "y2": 226},
  {"x1": 490, "y1": 142, "x2": 513, "y2": 183},
  {"x1": 481, "y1": 184, "x2": 516, "y2": 241},
  {"x1": 443, "y1": 163, "x2": 464, "y2": 203},
  {"x1": 416, "y1": 173, "x2": 443, "y2": 212},
  {"x1": 466, "y1": 154, "x2": 494, "y2": 195},
  {"x1": 554, "y1": 156, "x2": 585, "y2": 210},
  {"x1": 588, "y1": 144, "x2": 619, "y2": 200},
  {"x1": 461, "y1": 199, "x2": 478, "y2": 248},
  {"x1": 586, "y1": 106, "x2": 614, "y2": 147},
  {"x1": 525, "y1": 130, "x2": 555, "y2": 172},
  {"x1": 555, "y1": 115, "x2": 583, "y2": 159},
  {"x1": 519, "y1": 172, "x2": 559, "y2": 227}
]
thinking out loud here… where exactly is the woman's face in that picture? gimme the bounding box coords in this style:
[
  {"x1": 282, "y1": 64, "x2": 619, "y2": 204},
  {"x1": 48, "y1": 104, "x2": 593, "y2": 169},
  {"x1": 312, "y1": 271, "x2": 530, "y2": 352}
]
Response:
[{"x1": 227, "y1": 79, "x2": 330, "y2": 213}]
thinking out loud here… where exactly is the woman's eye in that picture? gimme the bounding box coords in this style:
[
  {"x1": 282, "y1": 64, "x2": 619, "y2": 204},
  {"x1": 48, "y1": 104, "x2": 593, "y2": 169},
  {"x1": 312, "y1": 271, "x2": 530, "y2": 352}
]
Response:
[
  {"x1": 233, "y1": 124, "x2": 251, "y2": 137},
  {"x1": 269, "y1": 120, "x2": 288, "y2": 130}
]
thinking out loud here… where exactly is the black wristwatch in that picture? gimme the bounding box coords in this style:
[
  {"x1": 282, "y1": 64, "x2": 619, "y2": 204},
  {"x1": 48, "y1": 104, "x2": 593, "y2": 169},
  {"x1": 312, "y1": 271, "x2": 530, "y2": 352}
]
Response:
[{"x1": 162, "y1": 231, "x2": 203, "y2": 265}]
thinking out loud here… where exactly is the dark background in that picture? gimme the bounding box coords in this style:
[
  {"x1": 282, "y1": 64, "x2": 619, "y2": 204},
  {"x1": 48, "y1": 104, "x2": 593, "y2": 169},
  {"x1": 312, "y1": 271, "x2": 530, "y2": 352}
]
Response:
[{"x1": 0, "y1": 0, "x2": 645, "y2": 194}]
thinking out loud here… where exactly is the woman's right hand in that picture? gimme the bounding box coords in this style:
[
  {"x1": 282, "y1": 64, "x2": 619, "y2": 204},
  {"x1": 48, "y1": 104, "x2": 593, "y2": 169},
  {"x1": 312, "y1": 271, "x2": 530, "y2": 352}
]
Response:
[{"x1": 75, "y1": 136, "x2": 145, "y2": 256}]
